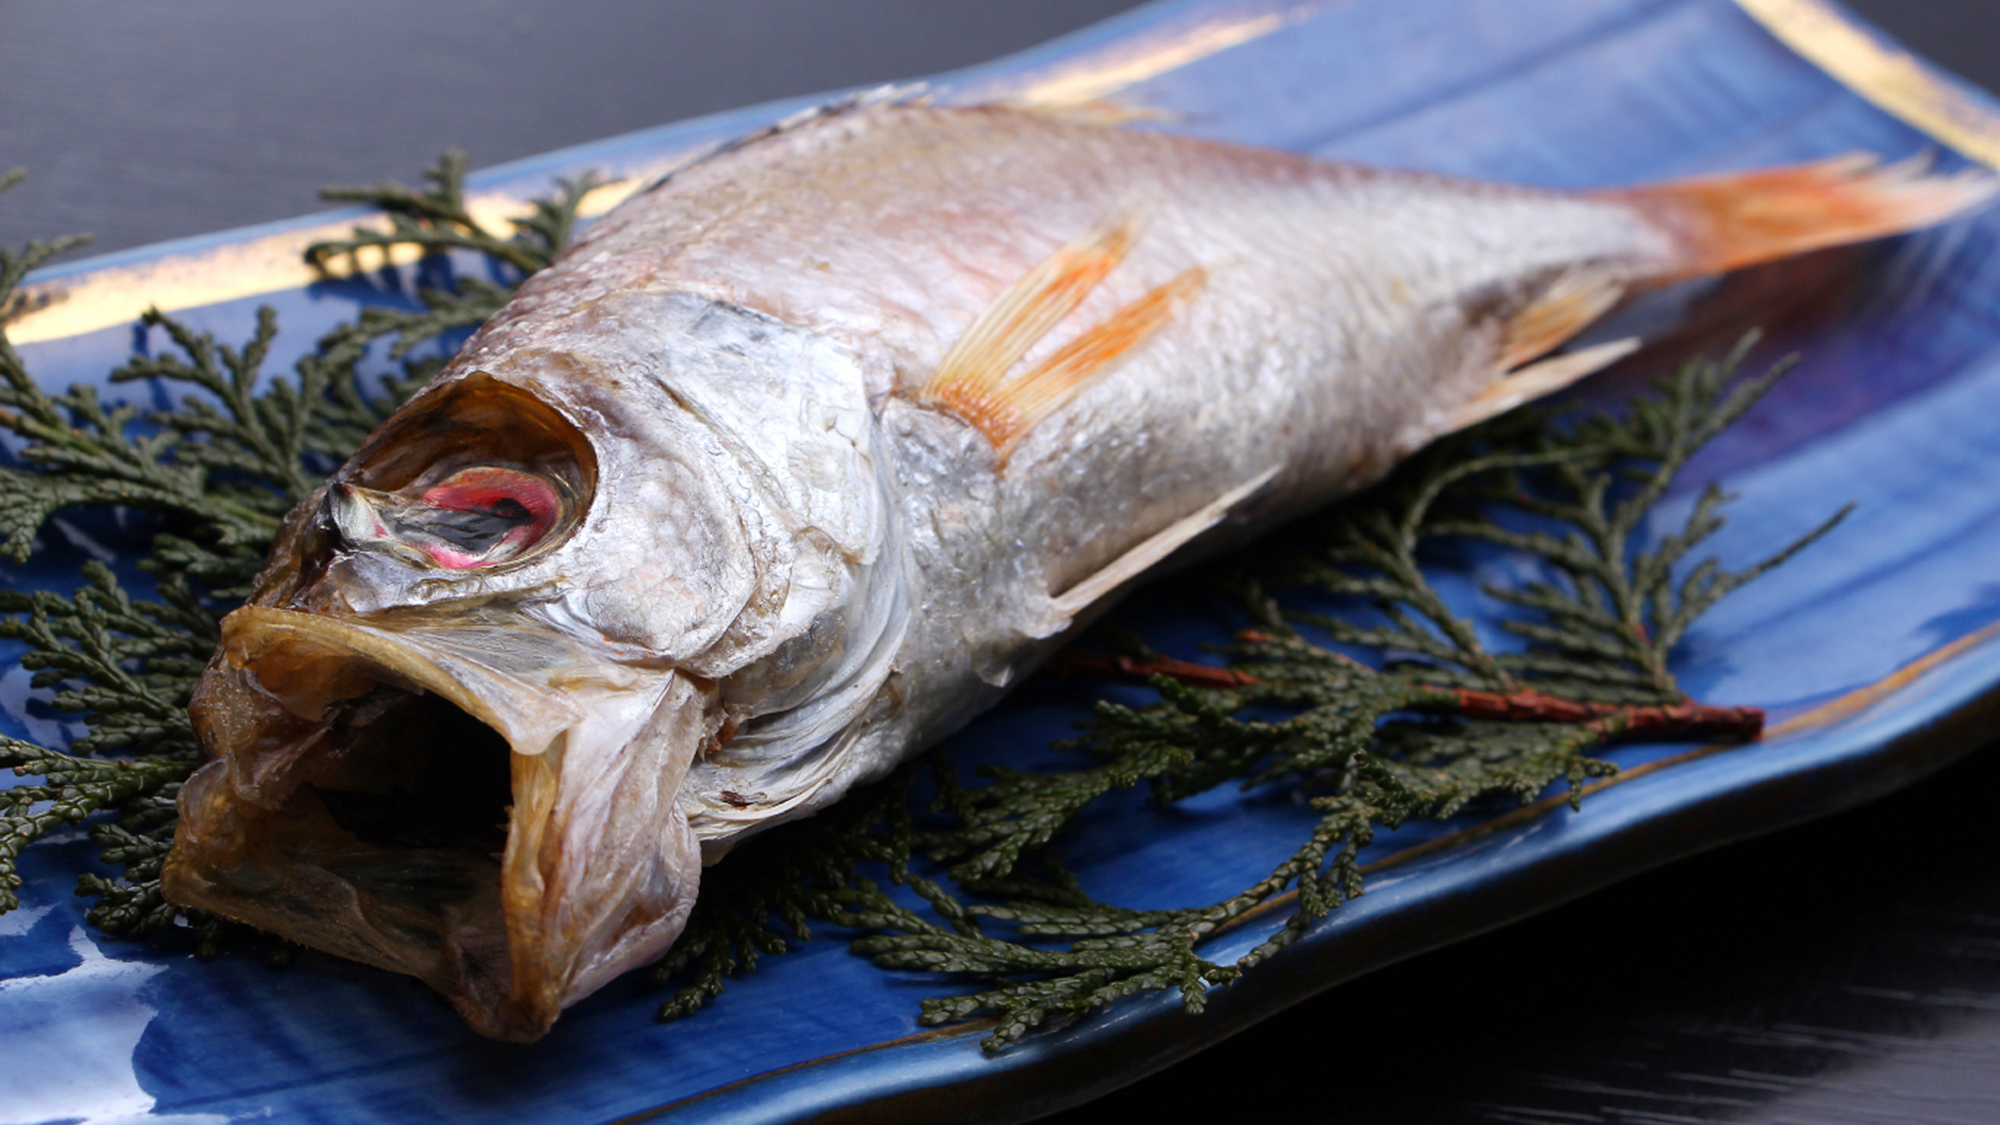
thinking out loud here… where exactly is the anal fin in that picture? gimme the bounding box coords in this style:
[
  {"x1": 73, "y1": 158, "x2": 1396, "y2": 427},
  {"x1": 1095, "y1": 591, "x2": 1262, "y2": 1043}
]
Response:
[
  {"x1": 1437, "y1": 337, "x2": 1640, "y2": 436},
  {"x1": 1500, "y1": 268, "x2": 1627, "y2": 370}
]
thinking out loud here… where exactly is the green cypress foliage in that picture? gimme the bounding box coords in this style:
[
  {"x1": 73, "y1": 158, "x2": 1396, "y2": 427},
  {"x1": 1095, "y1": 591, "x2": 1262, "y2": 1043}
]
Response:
[{"x1": 0, "y1": 158, "x2": 594, "y2": 939}]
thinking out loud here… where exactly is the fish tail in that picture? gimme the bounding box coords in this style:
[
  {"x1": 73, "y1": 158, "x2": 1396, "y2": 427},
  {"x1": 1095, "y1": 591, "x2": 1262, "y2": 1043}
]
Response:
[{"x1": 1616, "y1": 153, "x2": 1998, "y2": 278}]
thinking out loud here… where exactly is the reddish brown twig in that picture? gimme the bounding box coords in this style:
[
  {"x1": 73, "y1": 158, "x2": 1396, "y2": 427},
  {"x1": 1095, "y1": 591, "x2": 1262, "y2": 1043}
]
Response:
[
  {"x1": 1051, "y1": 650, "x2": 1763, "y2": 743},
  {"x1": 1048, "y1": 650, "x2": 1259, "y2": 690},
  {"x1": 1436, "y1": 686, "x2": 1763, "y2": 741}
]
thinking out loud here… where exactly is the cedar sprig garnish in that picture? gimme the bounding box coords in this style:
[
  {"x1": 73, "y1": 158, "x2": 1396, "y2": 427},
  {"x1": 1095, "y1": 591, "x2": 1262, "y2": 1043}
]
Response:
[
  {"x1": 307, "y1": 148, "x2": 606, "y2": 278},
  {"x1": 0, "y1": 158, "x2": 592, "y2": 939},
  {"x1": 0, "y1": 301, "x2": 352, "y2": 586},
  {"x1": 648, "y1": 764, "x2": 930, "y2": 1020},
  {"x1": 4, "y1": 164, "x2": 300, "y2": 568},
  {"x1": 1287, "y1": 335, "x2": 1848, "y2": 705},
  {"x1": 302, "y1": 155, "x2": 610, "y2": 406},
  {"x1": 0, "y1": 737, "x2": 186, "y2": 913},
  {"x1": 0, "y1": 563, "x2": 211, "y2": 758},
  {"x1": 0, "y1": 169, "x2": 91, "y2": 328},
  {"x1": 1461, "y1": 341, "x2": 1851, "y2": 700}
]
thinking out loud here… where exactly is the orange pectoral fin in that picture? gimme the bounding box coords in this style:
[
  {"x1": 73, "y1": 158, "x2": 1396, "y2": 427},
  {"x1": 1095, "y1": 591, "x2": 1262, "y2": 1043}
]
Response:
[
  {"x1": 994, "y1": 266, "x2": 1207, "y2": 456},
  {"x1": 920, "y1": 208, "x2": 1203, "y2": 458}
]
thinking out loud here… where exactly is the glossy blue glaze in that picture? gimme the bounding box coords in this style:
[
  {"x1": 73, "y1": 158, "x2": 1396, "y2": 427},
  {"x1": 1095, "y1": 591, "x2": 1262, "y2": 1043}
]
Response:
[{"x1": 5, "y1": 0, "x2": 2000, "y2": 1121}]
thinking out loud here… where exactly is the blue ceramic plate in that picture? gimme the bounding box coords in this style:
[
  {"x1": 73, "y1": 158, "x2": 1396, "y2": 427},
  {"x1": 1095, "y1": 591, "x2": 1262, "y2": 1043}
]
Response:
[{"x1": 7, "y1": 1, "x2": 2000, "y2": 1121}]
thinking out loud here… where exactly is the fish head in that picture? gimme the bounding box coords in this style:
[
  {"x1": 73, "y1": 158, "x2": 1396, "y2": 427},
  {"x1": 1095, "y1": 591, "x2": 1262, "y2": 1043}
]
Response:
[{"x1": 162, "y1": 361, "x2": 771, "y2": 1041}]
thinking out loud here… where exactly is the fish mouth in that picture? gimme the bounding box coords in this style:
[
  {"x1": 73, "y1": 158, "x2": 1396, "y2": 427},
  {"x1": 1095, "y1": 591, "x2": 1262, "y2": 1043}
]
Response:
[{"x1": 164, "y1": 606, "x2": 714, "y2": 1042}]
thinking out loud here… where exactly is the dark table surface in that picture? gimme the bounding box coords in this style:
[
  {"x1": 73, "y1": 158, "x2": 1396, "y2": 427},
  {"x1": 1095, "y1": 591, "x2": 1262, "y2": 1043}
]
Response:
[{"x1": 5, "y1": 3, "x2": 2000, "y2": 1122}]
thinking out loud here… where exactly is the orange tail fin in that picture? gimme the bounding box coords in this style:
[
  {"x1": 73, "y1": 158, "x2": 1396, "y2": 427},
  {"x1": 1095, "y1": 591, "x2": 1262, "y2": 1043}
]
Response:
[{"x1": 1617, "y1": 154, "x2": 1997, "y2": 278}]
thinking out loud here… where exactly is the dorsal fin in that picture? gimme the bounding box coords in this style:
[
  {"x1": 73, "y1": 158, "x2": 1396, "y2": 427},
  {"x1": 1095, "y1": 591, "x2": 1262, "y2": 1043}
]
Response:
[
  {"x1": 638, "y1": 84, "x2": 929, "y2": 198},
  {"x1": 920, "y1": 208, "x2": 1202, "y2": 457}
]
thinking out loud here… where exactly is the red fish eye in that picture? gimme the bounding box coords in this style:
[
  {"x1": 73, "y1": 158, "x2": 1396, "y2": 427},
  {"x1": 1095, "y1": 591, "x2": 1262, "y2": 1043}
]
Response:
[{"x1": 414, "y1": 466, "x2": 562, "y2": 569}]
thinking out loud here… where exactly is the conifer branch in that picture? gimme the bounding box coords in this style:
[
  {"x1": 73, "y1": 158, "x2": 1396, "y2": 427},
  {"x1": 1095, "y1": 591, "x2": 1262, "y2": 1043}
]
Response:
[
  {"x1": 0, "y1": 159, "x2": 597, "y2": 941},
  {"x1": 307, "y1": 150, "x2": 607, "y2": 277}
]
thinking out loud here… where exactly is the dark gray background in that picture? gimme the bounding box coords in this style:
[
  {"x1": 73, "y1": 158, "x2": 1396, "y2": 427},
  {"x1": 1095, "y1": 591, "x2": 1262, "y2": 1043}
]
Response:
[
  {"x1": 0, "y1": 0, "x2": 1145, "y2": 255},
  {"x1": 0, "y1": 0, "x2": 1991, "y2": 253},
  {"x1": 4, "y1": 2, "x2": 2000, "y2": 1122}
]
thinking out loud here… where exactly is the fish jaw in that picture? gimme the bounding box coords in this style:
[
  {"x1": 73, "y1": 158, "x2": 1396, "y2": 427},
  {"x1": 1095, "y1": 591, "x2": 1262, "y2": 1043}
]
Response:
[
  {"x1": 163, "y1": 606, "x2": 718, "y2": 1041},
  {"x1": 159, "y1": 310, "x2": 900, "y2": 1037}
]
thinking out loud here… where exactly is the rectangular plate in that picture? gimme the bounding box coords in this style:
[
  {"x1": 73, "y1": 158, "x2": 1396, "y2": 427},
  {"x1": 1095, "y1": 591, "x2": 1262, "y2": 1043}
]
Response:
[{"x1": 5, "y1": 1, "x2": 2000, "y2": 1122}]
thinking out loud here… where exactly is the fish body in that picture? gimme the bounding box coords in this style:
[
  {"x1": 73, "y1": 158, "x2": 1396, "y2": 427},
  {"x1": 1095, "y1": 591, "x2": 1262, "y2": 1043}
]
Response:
[{"x1": 161, "y1": 100, "x2": 1995, "y2": 1040}]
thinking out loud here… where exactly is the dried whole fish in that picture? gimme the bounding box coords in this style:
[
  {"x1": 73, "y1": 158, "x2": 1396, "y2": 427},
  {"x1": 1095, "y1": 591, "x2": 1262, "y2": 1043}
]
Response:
[{"x1": 161, "y1": 98, "x2": 1995, "y2": 1040}]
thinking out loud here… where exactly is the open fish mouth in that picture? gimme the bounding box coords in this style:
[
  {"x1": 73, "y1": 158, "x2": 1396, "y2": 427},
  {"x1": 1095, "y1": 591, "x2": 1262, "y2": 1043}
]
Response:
[{"x1": 164, "y1": 605, "x2": 716, "y2": 1042}]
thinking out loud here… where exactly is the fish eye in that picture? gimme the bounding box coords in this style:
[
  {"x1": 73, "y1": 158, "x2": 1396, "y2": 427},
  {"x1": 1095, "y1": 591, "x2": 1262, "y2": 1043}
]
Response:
[
  {"x1": 391, "y1": 464, "x2": 565, "y2": 569},
  {"x1": 320, "y1": 373, "x2": 596, "y2": 571}
]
